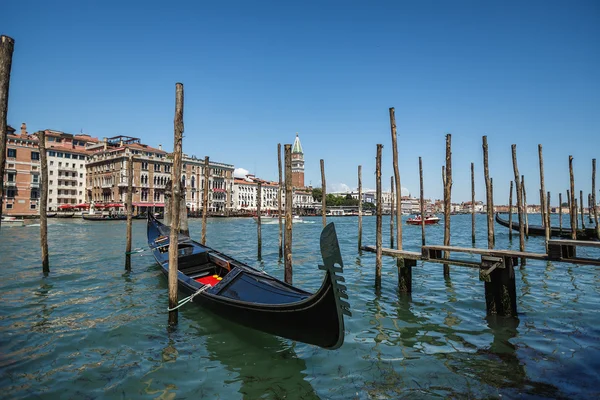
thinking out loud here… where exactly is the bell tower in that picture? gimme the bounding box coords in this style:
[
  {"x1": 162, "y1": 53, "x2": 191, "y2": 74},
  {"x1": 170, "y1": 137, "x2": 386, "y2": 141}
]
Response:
[{"x1": 291, "y1": 133, "x2": 304, "y2": 188}]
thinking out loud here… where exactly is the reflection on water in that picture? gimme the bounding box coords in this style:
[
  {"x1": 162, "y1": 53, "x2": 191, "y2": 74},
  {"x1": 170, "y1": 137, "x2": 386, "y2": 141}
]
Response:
[{"x1": 0, "y1": 214, "x2": 599, "y2": 399}]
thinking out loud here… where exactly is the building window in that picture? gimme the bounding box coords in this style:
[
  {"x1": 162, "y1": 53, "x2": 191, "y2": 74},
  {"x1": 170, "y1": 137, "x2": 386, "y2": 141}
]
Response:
[
  {"x1": 30, "y1": 204, "x2": 37, "y2": 210},
  {"x1": 6, "y1": 188, "x2": 16, "y2": 198},
  {"x1": 32, "y1": 174, "x2": 40, "y2": 184},
  {"x1": 31, "y1": 152, "x2": 40, "y2": 161},
  {"x1": 7, "y1": 148, "x2": 16, "y2": 158},
  {"x1": 7, "y1": 172, "x2": 15, "y2": 182},
  {"x1": 31, "y1": 189, "x2": 40, "y2": 199},
  {"x1": 142, "y1": 162, "x2": 148, "y2": 171},
  {"x1": 6, "y1": 203, "x2": 13, "y2": 209}
]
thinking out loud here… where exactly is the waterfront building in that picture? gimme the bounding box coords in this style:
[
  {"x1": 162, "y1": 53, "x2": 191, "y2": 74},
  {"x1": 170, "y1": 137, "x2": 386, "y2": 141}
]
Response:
[
  {"x1": 2, "y1": 124, "x2": 41, "y2": 216},
  {"x1": 86, "y1": 136, "x2": 169, "y2": 211},
  {"x1": 233, "y1": 175, "x2": 279, "y2": 212},
  {"x1": 182, "y1": 155, "x2": 234, "y2": 213},
  {"x1": 43, "y1": 129, "x2": 99, "y2": 211},
  {"x1": 233, "y1": 174, "x2": 317, "y2": 213}
]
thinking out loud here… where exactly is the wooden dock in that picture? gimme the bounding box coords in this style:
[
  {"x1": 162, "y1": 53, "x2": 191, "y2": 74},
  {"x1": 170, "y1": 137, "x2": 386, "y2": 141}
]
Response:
[{"x1": 362, "y1": 239, "x2": 600, "y2": 317}]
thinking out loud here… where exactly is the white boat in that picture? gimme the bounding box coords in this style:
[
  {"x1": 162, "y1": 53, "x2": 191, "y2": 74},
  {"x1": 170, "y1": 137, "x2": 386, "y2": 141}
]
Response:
[
  {"x1": 253, "y1": 215, "x2": 304, "y2": 224},
  {"x1": 1, "y1": 216, "x2": 25, "y2": 227}
]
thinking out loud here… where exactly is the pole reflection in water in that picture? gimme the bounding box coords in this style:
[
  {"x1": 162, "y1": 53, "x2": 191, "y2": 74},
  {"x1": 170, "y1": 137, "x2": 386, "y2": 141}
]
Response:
[{"x1": 32, "y1": 279, "x2": 54, "y2": 333}]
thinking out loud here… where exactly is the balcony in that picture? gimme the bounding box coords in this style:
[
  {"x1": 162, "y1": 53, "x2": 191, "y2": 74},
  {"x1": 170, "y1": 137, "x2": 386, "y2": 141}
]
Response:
[
  {"x1": 58, "y1": 166, "x2": 77, "y2": 172},
  {"x1": 30, "y1": 183, "x2": 40, "y2": 188},
  {"x1": 101, "y1": 183, "x2": 114, "y2": 189},
  {"x1": 118, "y1": 181, "x2": 130, "y2": 187},
  {"x1": 4, "y1": 181, "x2": 17, "y2": 187}
]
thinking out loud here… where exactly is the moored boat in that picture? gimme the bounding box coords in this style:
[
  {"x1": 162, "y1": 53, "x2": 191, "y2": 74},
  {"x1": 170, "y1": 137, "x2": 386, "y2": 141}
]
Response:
[
  {"x1": 1, "y1": 216, "x2": 25, "y2": 227},
  {"x1": 494, "y1": 213, "x2": 598, "y2": 241},
  {"x1": 83, "y1": 213, "x2": 146, "y2": 221},
  {"x1": 146, "y1": 213, "x2": 350, "y2": 349}
]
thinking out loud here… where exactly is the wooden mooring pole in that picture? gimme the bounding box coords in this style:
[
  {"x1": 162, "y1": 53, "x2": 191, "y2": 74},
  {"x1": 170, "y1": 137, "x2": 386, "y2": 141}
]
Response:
[
  {"x1": 593, "y1": 159, "x2": 599, "y2": 239},
  {"x1": 389, "y1": 107, "x2": 409, "y2": 292},
  {"x1": 321, "y1": 159, "x2": 326, "y2": 228},
  {"x1": 547, "y1": 192, "x2": 551, "y2": 233},
  {"x1": 38, "y1": 130, "x2": 49, "y2": 272},
  {"x1": 443, "y1": 134, "x2": 452, "y2": 276},
  {"x1": 471, "y1": 162, "x2": 475, "y2": 245},
  {"x1": 168, "y1": 82, "x2": 184, "y2": 326},
  {"x1": 201, "y1": 156, "x2": 209, "y2": 245},
  {"x1": 569, "y1": 156, "x2": 576, "y2": 240},
  {"x1": 375, "y1": 144, "x2": 383, "y2": 285},
  {"x1": 508, "y1": 181, "x2": 513, "y2": 241},
  {"x1": 580, "y1": 190, "x2": 585, "y2": 230},
  {"x1": 257, "y1": 182, "x2": 262, "y2": 259},
  {"x1": 521, "y1": 175, "x2": 529, "y2": 238},
  {"x1": 420, "y1": 157, "x2": 426, "y2": 246},
  {"x1": 482, "y1": 136, "x2": 494, "y2": 249},
  {"x1": 483, "y1": 255, "x2": 518, "y2": 317},
  {"x1": 390, "y1": 176, "x2": 395, "y2": 248},
  {"x1": 277, "y1": 144, "x2": 283, "y2": 259},
  {"x1": 538, "y1": 145, "x2": 548, "y2": 244},
  {"x1": 284, "y1": 144, "x2": 293, "y2": 284},
  {"x1": 511, "y1": 144, "x2": 525, "y2": 265},
  {"x1": 358, "y1": 165, "x2": 363, "y2": 252},
  {"x1": 125, "y1": 154, "x2": 134, "y2": 270},
  {"x1": 559, "y1": 192, "x2": 563, "y2": 234},
  {"x1": 0, "y1": 35, "x2": 15, "y2": 230},
  {"x1": 588, "y1": 193, "x2": 593, "y2": 224}
]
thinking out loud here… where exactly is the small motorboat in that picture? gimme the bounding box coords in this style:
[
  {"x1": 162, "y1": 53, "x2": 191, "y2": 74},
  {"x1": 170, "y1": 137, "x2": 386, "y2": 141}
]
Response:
[
  {"x1": 1, "y1": 216, "x2": 25, "y2": 227},
  {"x1": 406, "y1": 214, "x2": 440, "y2": 225},
  {"x1": 253, "y1": 215, "x2": 304, "y2": 224}
]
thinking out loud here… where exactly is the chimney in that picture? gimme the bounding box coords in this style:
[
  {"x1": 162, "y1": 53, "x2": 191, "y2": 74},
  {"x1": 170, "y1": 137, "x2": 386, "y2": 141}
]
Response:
[
  {"x1": 159, "y1": 144, "x2": 162, "y2": 151},
  {"x1": 20, "y1": 123, "x2": 26, "y2": 135},
  {"x1": 103, "y1": 137, "x2": 108, "y2": 151}
]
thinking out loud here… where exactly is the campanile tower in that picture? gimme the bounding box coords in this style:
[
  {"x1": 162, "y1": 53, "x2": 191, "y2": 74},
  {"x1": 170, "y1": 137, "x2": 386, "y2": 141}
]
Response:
[{"x1": 291, "y1": 133, "x2": 305, "y2": 188}]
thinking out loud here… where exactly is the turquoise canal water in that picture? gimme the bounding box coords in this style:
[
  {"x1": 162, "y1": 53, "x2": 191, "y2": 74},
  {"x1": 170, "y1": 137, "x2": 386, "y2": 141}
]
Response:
[{"x1": 1, "y1": 214, "x2": 599, "y2": 399}]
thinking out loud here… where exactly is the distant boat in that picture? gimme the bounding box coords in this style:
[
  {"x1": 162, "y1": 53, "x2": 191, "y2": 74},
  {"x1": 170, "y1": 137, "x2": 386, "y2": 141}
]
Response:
[
  {"x1": 1, "y1": 216, "x2": 25, "y2": 227},
  {"x1": 82, "y1": 214, "x2": 145, "y2": 221},
  {"x1": 406, "y1": 214, "x2": 440, "y2": 225},
  {"x1": 253, "y1": 215, "x2": 303, "y2": 224},
  {"x1": 495, "y1": 213, "x2": 598, "y2": 241}
]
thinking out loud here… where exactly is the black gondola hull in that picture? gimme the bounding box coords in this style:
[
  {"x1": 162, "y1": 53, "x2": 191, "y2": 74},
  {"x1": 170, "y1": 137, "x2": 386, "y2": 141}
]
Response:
[
  {"x1": 495, "y1": 213, "x2": 597, "y2": 241},
  {"x1": 147, "y1": 214, "x2": 350, "y2": 350}
]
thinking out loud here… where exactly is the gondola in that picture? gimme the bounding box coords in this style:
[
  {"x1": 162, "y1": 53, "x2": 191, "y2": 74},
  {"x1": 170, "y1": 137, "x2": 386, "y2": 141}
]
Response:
[
  {"x1": 495, "y1": 213, "x2": 598, "y2": 241},
  {"x1": 146, "y1": 213, "x2": 351, "y2": 350}
]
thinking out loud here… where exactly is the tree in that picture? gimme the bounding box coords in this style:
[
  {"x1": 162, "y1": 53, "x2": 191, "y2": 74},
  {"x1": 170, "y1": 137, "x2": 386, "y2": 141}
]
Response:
[{"x1": 312, "y1": 188, "x2": 322, "y2": 202}]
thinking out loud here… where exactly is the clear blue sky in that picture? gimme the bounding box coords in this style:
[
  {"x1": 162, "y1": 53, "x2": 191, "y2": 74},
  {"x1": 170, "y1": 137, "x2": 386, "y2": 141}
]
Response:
[{"x1": 3, "y1": 0, "x2": 599, "y2": 205}]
